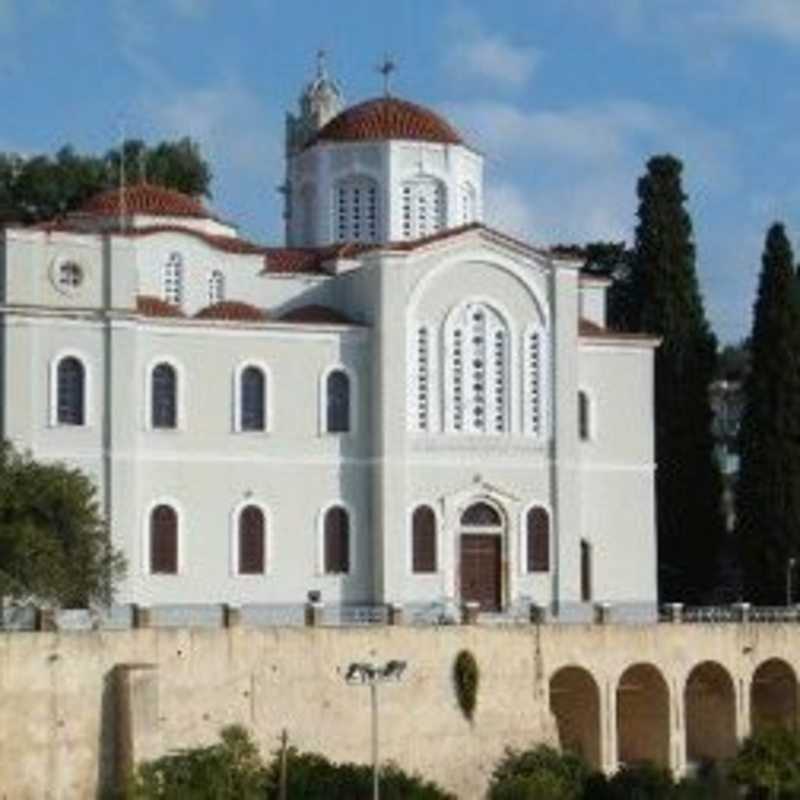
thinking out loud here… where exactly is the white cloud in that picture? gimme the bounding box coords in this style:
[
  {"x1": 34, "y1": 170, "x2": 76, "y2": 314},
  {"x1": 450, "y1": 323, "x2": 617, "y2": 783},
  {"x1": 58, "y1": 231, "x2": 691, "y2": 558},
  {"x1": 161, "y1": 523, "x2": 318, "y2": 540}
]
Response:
[
  {"x1": 699, "y1": 0, "x2": 800, "y2": 44},
  {"x1": 443, "y1": 10, "x2": 540, "y2": 89},
  {"x1": 168, "y1": 0, "x2": 212, "y2": 18}
]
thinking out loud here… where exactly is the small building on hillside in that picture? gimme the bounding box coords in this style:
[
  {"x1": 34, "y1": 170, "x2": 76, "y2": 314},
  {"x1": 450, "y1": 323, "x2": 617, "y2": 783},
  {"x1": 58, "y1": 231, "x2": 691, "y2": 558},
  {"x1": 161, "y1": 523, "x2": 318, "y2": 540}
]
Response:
[{"x1": 0, "y1": 60, "x2": 659, "y2": 621}]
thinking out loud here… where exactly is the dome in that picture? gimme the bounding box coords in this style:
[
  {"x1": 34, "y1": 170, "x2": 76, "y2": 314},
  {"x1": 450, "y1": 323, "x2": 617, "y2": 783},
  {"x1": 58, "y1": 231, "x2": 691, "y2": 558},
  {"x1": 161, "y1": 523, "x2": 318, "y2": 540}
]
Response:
[
  {"x1": 81, "y1": 183, "x2": 209, "y2": 218},
  {"x1": 309, "y1": 97, "x2": 463, "y2": 148}
]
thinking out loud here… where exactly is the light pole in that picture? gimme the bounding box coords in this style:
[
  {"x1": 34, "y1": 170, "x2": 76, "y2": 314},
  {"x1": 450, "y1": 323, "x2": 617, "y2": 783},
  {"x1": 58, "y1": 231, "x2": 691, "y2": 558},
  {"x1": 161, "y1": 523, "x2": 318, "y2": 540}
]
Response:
[
  {"x1": 344, "y1": 659, "x2": 407, "y2": 800},
  {"x1": 787, "y1": 558, "x2": 797, "y2": 606}
]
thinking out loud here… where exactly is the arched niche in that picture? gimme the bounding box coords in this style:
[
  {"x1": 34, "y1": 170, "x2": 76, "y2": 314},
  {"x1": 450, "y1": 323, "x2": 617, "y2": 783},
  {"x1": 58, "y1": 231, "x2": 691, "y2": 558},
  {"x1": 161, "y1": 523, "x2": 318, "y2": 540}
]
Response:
[
  {"x1": 617, "y1": 663, "x2": 670, "y2": 768},
  {"x1": 685, "y1": 661, "x2": 737, "y2": 766},
  {"x1": 550, "y1": 666, "x2": 601, "y2": 770},
  {"x1": 751, "y1": 658, "x2": 798, "y2": 733}
]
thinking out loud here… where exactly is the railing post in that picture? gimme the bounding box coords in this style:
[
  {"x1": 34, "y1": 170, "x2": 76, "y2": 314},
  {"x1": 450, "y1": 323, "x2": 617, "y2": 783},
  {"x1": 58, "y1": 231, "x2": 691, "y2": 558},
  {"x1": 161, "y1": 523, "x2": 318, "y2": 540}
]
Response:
[
  {"x1": 388, "y1": 603, "x2": 405, "y2": 626},
  {"x1": 529, "y1": 603, "x2": 547, "y2": 625},
  {"x1": 594, "y1": 602, "x2": 612, "y2": 625},
  {"x1": 222, "y1": 604, "x2": 242, "y2": 628},
  {"x1": 305, "y1": 601, "x2": 324, "y2": 627},
  {"x1": 132, "y1": 604, "x2": 152, "y2": 629},
  {"x1": 733, "y1": 602, "x2": 751, "y2": 623},
  {"x1": 664, "y1": 603, "x2": 684, "y2": 623},
  {"x1": 35, "y1": 607, "x2": 56, "y2": 632},
  {"x1": 461, "y1": 601, "x2": 480, "y2": 625}
]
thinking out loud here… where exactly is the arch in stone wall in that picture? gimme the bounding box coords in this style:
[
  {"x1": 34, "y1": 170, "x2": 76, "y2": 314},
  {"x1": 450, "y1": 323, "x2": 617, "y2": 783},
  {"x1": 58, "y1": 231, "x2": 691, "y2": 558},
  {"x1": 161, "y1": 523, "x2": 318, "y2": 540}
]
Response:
[
  {"x1": 684, "y1": 661, "x2": 737, "y2": 767},
  {"x1": 617, "y1": 663, "x2": 670, "y2": 768},
  {"x1": 549, "y1": 665, "x2": 601, "y2": 770},
  {"x1": 751, "y1": 658, "x2": 798, "y2": 732}
]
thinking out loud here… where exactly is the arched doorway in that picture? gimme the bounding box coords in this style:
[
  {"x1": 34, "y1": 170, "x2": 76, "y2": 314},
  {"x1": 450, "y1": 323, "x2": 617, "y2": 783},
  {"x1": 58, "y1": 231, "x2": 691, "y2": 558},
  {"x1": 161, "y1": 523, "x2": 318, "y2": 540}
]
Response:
[
  {"x1": 617, "y1": 663, "x2": 670, "y2": 768},
  {"x1": 685, "y1": 661, "x2": 737, "y2": 767},
  {"x1": 459, "y1": 501, "x2": 504, "y2": 611},
  {"x1": 752, "y1": 659, "x2": 798, "y2": 732},
  {"x1": 550, "y1": 666, "x2": 601, "y2": 769}
]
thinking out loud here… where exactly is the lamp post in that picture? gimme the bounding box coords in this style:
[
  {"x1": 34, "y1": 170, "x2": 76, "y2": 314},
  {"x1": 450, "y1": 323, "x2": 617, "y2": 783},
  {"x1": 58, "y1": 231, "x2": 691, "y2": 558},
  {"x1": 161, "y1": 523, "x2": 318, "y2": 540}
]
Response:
[
  {"x1": 344, "y1": 659, "x2": 407, "y2": 800},
  {"x1": 787, "y1": 558, "x2": 797, "y2": 607}
]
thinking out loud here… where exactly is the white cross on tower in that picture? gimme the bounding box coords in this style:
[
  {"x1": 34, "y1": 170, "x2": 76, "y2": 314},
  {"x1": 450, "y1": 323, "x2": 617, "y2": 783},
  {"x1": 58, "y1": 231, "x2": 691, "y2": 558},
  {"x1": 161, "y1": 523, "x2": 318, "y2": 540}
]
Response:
[{"x1": 377, "y1": 55, "x2": 396, "y2": 97}]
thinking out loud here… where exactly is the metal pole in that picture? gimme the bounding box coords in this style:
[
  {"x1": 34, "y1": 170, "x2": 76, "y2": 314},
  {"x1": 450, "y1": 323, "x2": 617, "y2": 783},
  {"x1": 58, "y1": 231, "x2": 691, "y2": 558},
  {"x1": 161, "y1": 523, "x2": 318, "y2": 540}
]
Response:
[{"x1": 371, "y1": 679, "x2": 379, "y2": 800}]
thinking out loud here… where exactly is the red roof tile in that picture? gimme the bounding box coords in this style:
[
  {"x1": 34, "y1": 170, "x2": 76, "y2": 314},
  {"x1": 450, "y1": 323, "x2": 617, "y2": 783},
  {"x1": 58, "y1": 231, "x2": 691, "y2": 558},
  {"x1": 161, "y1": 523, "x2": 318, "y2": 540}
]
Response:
[
  {"x1": 80, "y1": 183, "x2": 209, "y2": 218},
  {"x1": 280, "y1": 304, "x2": 357, "y2": 325},
  {"x1": 136, "y1": 295, "x2": 185, "y2": 318},
  {"x1": 195, "y1": 301, "x2": 267, "y2": 322},
  {"x1": 579, "y1": 318, "x2": 659, "y2": 343},
  {"x1": 309, "y1": 97, "x2": 463, "y2": 148}
]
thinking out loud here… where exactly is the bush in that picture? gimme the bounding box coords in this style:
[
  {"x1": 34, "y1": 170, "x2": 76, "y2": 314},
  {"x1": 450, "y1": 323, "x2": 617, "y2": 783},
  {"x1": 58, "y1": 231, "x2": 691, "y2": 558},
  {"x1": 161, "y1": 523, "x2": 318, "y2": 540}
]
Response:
[
  {"x1": 488, "y1": 745, "x2": 591, "y2": 800},
  {"x1": 453, "y1": 649, "x2": 479, "y2": 721},
  {"x1": 264, "y1": 748, "x2": 455, "y2": 800},
  {"x1": 729, "y1": 726, "x2": 800, "y2": 799},
  {"x1": 127, "y1": 725, "x2": 270, "y2": 799}
]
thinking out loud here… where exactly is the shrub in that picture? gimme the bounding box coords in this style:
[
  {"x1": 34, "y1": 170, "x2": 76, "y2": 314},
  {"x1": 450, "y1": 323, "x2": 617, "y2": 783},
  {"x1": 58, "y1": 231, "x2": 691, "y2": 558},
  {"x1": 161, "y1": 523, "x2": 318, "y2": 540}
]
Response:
[
  {"x1": 487, "y1": 744, "x2": 590, "y2": 800},
  {"x1": 453, "y1": 649, "x2": 479, "y2": 721},
  {"x1": 729, "y1": 726, "x2": 800, "y2": 799},
  {"x1": 264, "y1": 748, "x2": 455, "y2": 800},
  {"x1": 127, "y1": 724, "x2": 271, "y2": 800}
]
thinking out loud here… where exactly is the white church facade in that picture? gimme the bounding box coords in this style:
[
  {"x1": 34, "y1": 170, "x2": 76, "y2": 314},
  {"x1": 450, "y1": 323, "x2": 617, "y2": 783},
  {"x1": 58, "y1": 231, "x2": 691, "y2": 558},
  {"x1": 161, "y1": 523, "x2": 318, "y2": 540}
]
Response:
[{"x1": 0, "y1": 62, "x2": 659, "y2": 621}]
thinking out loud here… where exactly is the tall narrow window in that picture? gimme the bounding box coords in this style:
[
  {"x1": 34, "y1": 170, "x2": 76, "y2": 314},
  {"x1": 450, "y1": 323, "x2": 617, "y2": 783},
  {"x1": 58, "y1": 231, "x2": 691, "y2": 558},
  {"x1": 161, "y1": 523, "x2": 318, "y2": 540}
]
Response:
[
  {"x1": 324, "y1": 506, "x2": 350, "y2": 574},
  {"x1": 238, "y1": 505, "x2": 266, "y2": 574},
  {"x1": 56, "y1": 356, "x2": 85, "y2": 426},
  {"x1": 334, "y1": 178, "x2": 379, "y2": 242},
  {"x1": 413, "y1": 326, "x2": 431, "y2": 431},
  {"x1": 326, "y1": 369, "x2": 350, "y2": 433},
  {"x1": 445, "y1": 302, "x2": 509, "y2": 434},
  {"x1": 162, "y1": 252, "x2": 184, "y2": 306},
  {"x1": 581, "y1": 539, "x2": 592, "y2": 602},
  {"x1": 151, "y1": 363, "x2": 177, "y2": 429},
  {"x1": 526, "y1": 329, "x2": 545, "y2": 437},
  {"x1": 207, "y1": 270, "x2": 225, "y2": 305},
  {"x1": 400, "y1": 179, "x2": 446, "y2": 239},
  {"x1": 150, "y1": 504, "x2": 178, "y2": 574},
  {"x1": 578, "y1": 391, "x2": 591, "y2": 441},
  {"x1": 527, "y1": 507, "x2": 550, "y2": 573},
  {"x1": 460, "y1": 183, "x2": 476, "y2": 224},
  {"x1": 240, "y1": 366, "x2": 266, "y2": 432},
  {"x1": 412, "y1": 505, "x2": 437, "y2": 573}
]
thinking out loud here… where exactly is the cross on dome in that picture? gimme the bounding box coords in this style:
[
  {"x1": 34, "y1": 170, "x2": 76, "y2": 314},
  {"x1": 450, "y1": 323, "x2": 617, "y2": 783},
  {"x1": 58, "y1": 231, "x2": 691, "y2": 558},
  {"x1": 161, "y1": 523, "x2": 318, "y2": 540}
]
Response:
[{"x1": 377, "y1": 54, "x2": 397, "y2": 97}]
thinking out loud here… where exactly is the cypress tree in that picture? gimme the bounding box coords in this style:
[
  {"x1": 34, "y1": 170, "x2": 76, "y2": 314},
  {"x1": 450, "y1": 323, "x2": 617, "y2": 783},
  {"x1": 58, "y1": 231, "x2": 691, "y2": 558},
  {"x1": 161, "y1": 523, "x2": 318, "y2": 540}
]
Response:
[
  {"x1": 736, "y1": 223, "x2": 800, "y2": 604},
  {"x1": 633, "y1": 155, "x2": 724, "y2": 602}
]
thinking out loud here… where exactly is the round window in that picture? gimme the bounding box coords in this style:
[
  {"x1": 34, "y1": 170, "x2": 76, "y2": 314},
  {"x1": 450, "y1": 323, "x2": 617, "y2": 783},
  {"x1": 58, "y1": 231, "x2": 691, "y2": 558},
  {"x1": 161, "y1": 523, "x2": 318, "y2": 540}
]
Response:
[{"x1": 52, "y1": 260, "x2": 84, "y2": 293}]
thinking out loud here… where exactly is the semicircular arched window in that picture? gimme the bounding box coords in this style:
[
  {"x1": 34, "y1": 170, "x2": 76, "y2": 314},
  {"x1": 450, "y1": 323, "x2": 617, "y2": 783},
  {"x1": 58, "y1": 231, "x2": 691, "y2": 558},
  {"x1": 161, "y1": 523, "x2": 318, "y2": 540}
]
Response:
[
  {"x1": 334, "y1": 177, "x2": 379, "y2": 243},
  {"x1": 526, "y1": 506, "x2": 550, "y2": 573},
  {"x1": 162, "y1": 252, "x2": 184, "y2": 306},
  {"x1": 401, "y1": 178, "x2": 446, "y2": 239},
  {"x1": 323, "y1": 505, "x2": 350, "y2": 574},
  {"x1": 207, "y1": 270, "x2": 225, "y2": 305},
  {"x1": 151, "y1": 362, "x2": 178, "y2": 429},
  {"x1": 461, "y1": 501, "x2": 502, "y2": 527},
  {"x1": 238, "y1": 505, "x2": 266, "y2": 574},
  {"x1": 412, "y1": 505, "x2": 437, "y2": 573},
  {"x1": 56, "y1": 356, "x2": 86, "y2": 426},
  {"x1": 326, "y1": 369, "x2": 351, "y2": 433},
  {"x1": 150, "y1": 504, "x2": 178, "y2": 574},
  {"x1": 240, "y1": 366, "x2": 266, "y2": 432}
]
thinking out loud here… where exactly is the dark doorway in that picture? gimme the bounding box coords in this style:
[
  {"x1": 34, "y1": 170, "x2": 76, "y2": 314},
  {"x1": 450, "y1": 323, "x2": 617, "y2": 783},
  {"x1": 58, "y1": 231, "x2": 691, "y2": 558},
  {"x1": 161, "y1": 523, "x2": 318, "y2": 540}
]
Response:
[{"x1": 460, "y1": 534, "x2": 502, "y2": 611}]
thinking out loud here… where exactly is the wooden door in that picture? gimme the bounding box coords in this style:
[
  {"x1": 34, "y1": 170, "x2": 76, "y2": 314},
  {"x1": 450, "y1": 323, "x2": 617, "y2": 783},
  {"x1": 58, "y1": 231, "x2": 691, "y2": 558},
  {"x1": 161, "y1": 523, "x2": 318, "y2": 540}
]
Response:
[{"x1": 460, "y1": 535, "x2": 502, "y2": 611}]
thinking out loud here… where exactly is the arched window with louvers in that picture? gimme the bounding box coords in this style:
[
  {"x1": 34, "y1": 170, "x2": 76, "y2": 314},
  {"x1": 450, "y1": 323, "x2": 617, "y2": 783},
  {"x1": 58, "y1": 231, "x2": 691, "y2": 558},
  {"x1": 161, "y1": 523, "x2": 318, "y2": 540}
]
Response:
[
  {"x1": 444, "y1": 301, "x2": 510, "y2": 434},
  {"x1": 333, "y1": 176, "x2": 379, "y2": 243}
]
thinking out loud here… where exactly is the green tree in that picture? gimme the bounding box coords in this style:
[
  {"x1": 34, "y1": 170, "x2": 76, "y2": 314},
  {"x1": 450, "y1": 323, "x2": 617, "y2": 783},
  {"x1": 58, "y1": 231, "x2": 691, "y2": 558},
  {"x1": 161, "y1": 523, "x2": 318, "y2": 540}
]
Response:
[
  {"x1": 632, "y1": 155, "x2": 724, "y2": 602},
  {"x1": 736, "y1": 223, "x2": 800, "y2": 603},
  {"x1": 0, "y1": 441, "x2": 125, "y2": 609},
  {"x1": 729, "y1": 727, "x2": 800, "y2": 799},
  {"x1": 0, "y1": 137, "x2": 211, "y2": 225},
  {"x1": 487, "y1": 745, "x2": 591, "y2": 800}
]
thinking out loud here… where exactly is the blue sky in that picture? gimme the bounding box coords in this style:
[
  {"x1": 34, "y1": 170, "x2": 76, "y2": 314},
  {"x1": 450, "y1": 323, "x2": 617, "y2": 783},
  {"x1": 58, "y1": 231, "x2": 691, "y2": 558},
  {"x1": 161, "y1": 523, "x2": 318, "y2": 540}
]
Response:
[{"x1": 3, "y1": 1, "x2": 800, "y2": 343}]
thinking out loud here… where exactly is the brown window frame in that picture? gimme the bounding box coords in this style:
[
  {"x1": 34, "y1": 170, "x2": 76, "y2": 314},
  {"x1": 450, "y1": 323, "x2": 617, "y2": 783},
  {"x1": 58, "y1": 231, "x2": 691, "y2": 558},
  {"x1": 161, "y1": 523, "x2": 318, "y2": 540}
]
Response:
[
  {"x1": 412, "y1": 505, "x2": 437, "y2": 573},
  {"x1": 150, "y1": 504, "x2": 178, "y2": 575},
  {"x1": 238, "y1": 505, "x2": 266, "y2": 574}
]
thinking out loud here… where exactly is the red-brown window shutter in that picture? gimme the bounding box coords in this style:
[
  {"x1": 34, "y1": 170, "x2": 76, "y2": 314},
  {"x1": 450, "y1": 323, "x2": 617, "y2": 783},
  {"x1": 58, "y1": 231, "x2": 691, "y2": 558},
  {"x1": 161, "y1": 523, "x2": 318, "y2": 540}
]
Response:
[
  {"x1": 527, "y1": 507, "x2": 550, "y2": 572},
  {"x1": 412, "y1": 505, "x2": 436, "y2": 573},
  {"x1": 324, "y1": 506, "x2": 350, "y2": 573},
  {"x1": 150, "y1": 505, "x2": 178, "y2": 574},
  {"x1": 239, "y1": 506, "x2": 266, "y2": 574}
]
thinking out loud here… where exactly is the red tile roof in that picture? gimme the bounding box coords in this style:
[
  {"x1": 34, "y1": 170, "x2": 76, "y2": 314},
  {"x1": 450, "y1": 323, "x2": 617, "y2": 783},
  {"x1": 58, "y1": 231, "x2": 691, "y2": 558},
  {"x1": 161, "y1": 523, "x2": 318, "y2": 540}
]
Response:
[
  {"x1": 80, "y1": 183, "x2": 209, "y2": 218},
  {"x1": 280, "y1": 304, "x2": 357, "y2": 325},
  {"x1": 309, "y1": 97, "x2": 463, "y2": 148},
  {"x1": 136, "y1": 295, "x2": 185, "y2": 318},
  {"x1": 194, "y1": 301, "x2": 267, "y2": 322}
]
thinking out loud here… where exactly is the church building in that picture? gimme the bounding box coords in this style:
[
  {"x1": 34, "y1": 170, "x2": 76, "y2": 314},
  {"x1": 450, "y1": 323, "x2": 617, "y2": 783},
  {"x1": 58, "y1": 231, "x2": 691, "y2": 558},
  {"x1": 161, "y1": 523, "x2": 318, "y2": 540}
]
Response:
[{"x1": 0, "y1": 59, "x2": 659, "y2": 622}]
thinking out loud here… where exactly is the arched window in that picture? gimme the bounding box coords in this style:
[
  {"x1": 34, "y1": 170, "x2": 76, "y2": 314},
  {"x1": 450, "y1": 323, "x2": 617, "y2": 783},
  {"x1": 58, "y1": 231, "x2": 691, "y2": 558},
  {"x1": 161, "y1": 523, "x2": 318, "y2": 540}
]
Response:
[
  {"x1": 401, "y1": 179, "x2": 446, "y2": 239},
  {"x1": 151, "y1": 363, "x2": 177, "y2": 429},
  {"x1": 326, "y1": 369, "x2": 351, "y2": 433},
  {"x1": 525, "y1": 327, "x2": 547, "y2": 438},
  {"x1": 581, "y1": 539, "x2": 592, "y2": 602},
  {"x1": 527, "y1": 506, "x2": 550, "y2": 573},
  {"x1": 324, "y1": 505, "x2": 350, "y2": 574},
  {"x1": 56, "y1": 356, "x2": 85, "y2": 426},
  {"x1": 240, "y1": 366, "x2": 266, "y2": 432},
  {"x1": 578, "y1": 391, "x2": 591, "y2": 441},
  {"x1": 162, "y1": 252, "x2": 184, "y2": 306},
  {"x1": 207, "y1": 270, "x2": 225, "y2": 305},
  {"x1": 461, "y1": 502, "x2": 502, "y2": 527},
  {"x1": 334, "y1": 177, "x2": 379, "y2": 242},
  {"x1": 238, "y1": 505, "x2": 266, "y2": 574},
  {"x1": 412, "y1": 505, "x2": 437, "y2": 573},
  {"x1": 460, "y1": 182, "x2": 476, "y2": 225},
  {"x1": 445, "y1": 302, "x2": 509, "y2": 434},
  {"x1": 150, "y1": 504, "x2": 178, "y2": 574}
]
